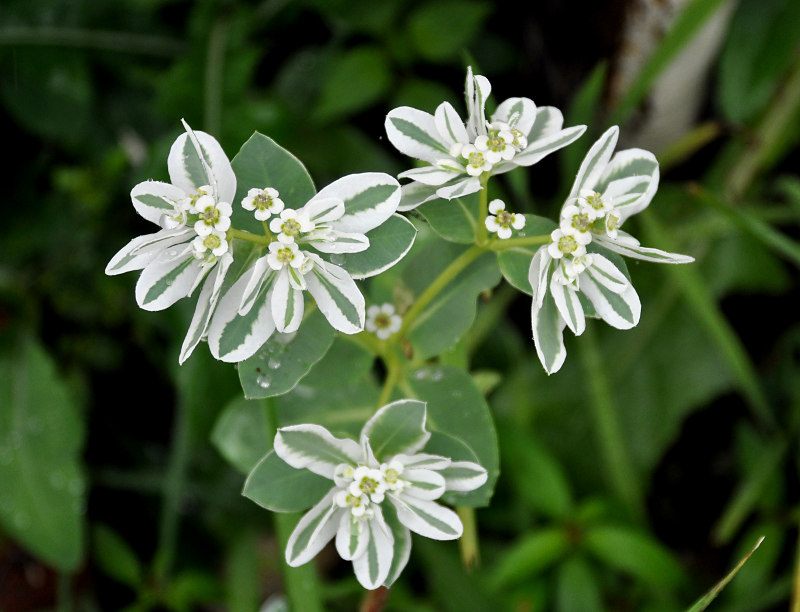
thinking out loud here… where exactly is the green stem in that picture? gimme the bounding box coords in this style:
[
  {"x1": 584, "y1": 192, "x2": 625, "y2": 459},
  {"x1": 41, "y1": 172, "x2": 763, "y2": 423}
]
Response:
[
  {"x1": 228, "y1": 228, "x2": 273, "y2": 246},
  {"x1": 204, "y1": 16, "x2": 228, "y2": 137},
  {"x1": 395, "y1": 245, "x2": 485, "y2": 342},
  {"x1": 476, "y1": 174, "x2": 490, "y2": 246},
  {"x1": 456, "y1": 507, "x2": 480, "y2": 570},
  {"x1": 153, "y1": 385, "x2": 194, "y2": 582},
  {"x1": 263, "y1": 400, "x2": 325, "y2": 612},
  {"x1": 578, "y1": 327, "x2": 643, "y2": 518},
  {"x1": 57, "y1": 572, "x2": 73, "y2": 612},
  {"x1": 488, "y1": 234, "x2": 550, "y2": 251},
  {"x1": 0, "y1": 26, "x2": 184, "y2": 56},
  {"x1": 378, "y1": 351, "x2": 402, "y2": 407}
]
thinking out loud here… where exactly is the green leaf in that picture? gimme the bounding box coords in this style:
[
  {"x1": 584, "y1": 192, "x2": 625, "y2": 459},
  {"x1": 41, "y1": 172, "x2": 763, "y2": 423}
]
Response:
[
  {"x1": 417, "y1": 194, "x2": 481, "y2": 244},
  {"x1": 718, "y1": 0, "x2": 800, "y2": 123},
  {"x1": 556, "y1": 555, "x2": 604, "y2": 612},
  {"x1": 0, "y1": 336, "x2": 85, "y2": 571},
  {"x1": 211, "y1": 397, "x2": 273, "y2": 474},
  {"x1": 497, "y1": 215, "x2": 557, "y2": 294},
  {"x1": 407, "y1": 1, "x2": 492, "y2": 62},
  {"x1": 499, "y1": 423, "x2": 574, "y2": 520},
  {"x1": 93, "y1": 524, "x2": 143, "y2": 588},
  {"x1": 362, "y1": 399, "x2": 428, "y2": 460},
  {"x1": 230, "y1": 132, "x2": 316, "y2": 236},
  {"x1": 583, "y1": 524, "x2": 686, "y2": 589},
  {"x1": 402, "y1": 242, "x2": 501, "y2": 360},
  {"x1": 314, "y1": 46, "x2": 392, "y2": 122},
  {"x1": 404, "y1": 366, "x2": 498, "y2": 506},
  {"x1": 238, "y1": 309, "x2": 336, "y2": 399},
  {"x1": 486, "y1": 527, "x2": 570, "y2": 590},
  {"x1": 341, "y1": 214, "x2": 417, "y2": 279},
  {"x1": 243, "y1": 450, "x2": 332, "y2": 512}
]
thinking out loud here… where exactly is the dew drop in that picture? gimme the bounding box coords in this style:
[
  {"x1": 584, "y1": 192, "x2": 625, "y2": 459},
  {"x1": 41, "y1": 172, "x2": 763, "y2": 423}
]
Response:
[
  {"x1": 431, "y1": 371, "x2": 443, "y2": 381},
  {"x1": 329, "y1": 254, "x2": 345, "y2": 265},
  {"x1": 518, "y1": 231, "x2": 526, "y2": 237},
  {"x1": 257, "y1": 375, "x2": 272, "y2": 389},
  {"x1": 414, "y1": 369, "x2": 430, "y2": 380},
  {"x1": 268, "y1": 358, "x2": 281, "y2": 370},
  {"x1": 276, "y1": 332, "x2": 296, "y2": 345}
]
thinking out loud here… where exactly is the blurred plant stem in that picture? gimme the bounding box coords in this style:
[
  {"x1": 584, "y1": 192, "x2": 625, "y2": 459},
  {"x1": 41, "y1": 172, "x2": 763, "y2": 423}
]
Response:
[
  {"x1": 0, "y1": 26, "x2": 184, "y2": 55},
  {"x1": 57, "y1": 572, "x2": 73, "y2": 612},
  {"x1": 579, "y1": 327, "x2": 643, "y2": 519},
  {"x1": 725, "y1": 48, "x2": 800, "y2": 199},
  {"x1": 204, "y1": 15, "x2": 228, "y2": 138},
  {"x1": 264, "y1": 400, "x2": 325, "y2": 612}
]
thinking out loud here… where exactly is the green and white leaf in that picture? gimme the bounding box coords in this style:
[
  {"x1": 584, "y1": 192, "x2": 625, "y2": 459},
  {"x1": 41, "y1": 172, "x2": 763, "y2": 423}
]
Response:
[
  {"x1": 361, "y1": 399, "x2": 429, "y2": 461},
  {"x1": 341, "y1": 214, "x2": 417, "y2": 279},
  {"x1": 274, "y1": 424, "x2": 361, "y2": 478}
]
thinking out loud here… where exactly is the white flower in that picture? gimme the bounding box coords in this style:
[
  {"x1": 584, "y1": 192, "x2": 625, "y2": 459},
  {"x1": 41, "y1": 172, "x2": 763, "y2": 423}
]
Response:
[
  {"x1": 206, "y1": 173, "x2": 409, "y2": 363},
  {"x1": 485, "y1": 199, "x2": 525, "y2": 239},
  {"x1": 385, "y1": 66, "x2": 586, "y2": 209},
  {"x1": 192, "y1": 229, "x2": 229, "y2": 258},
  {"x1": 105, "y1": 120, "x2": 237, "y2": 364},
  {"x1": 242, "y1": 187, "x2": 284, "y2": 221},
  {"x1": 269, "y1": 208, "x2": 315, "y2": 244},
  {"x1": 529, "y1": 126, "x2": 694, "y2": 375},
  {"x1": 365, "y1": 303, "x2": 402, "y2": 340},
  {"x1": 270, "y1": 399, "x2": 488, "y2": 590}
]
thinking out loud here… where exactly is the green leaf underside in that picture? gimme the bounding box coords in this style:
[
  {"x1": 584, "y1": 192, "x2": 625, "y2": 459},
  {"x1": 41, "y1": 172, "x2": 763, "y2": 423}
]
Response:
[
  {"x1": 381, "y1": 502, "x2": 410, "y2": 586},
  {"x1": 367, "y1": 400, "x2": 427, "y2": 461},
  {"x1": 365, "y1": 520, "x2": 381, "y2": 584},
  {"x1": 342, "y1": 215, "x2": 416, "y2": 278},
  {"x1": 591, "y1": 279, "x2": 634, "y2": 322},
  {"x1": 596, "y1": 158, "x2": 657, "y2": 193},
  {"x1": 244, "y1": 451, "x2": 331, "y2": 512},
  {"x1": 313, "y1": 269, "x2": 361, "y2": 327},
  {"x1": 289, "y1": 503, "x2": 332, "y2": 560},
  {"x1": 418, "y1": 194, "x2": 479, "y2": 243},
  {"x1": 405, "y1": 366, "x2": 498, "y2": 507},
  {"x1": 238, "y1": 308, "x2": 335, "y2": 399},
  {"x1": 231, "y1": 133, "x2": 316, "y2": 235},
  {"x1": 0, "y1": 337, "x2": 85, "y2": 571},
  {"x1": 217, "y1": 275, "x2": 276, "y2": 357},
  {"x1": 135, "y1": 193, "x2": 174, "y2": 211},
  {"x1": 143, "y1": 256, "x2": 195, "y2": 305},
  {"x1": 345, "y1": 183, "x2": 398, "y2": 215},
  {"x1": 390, "y1": 117, "x2": 449, "y2": 154}
]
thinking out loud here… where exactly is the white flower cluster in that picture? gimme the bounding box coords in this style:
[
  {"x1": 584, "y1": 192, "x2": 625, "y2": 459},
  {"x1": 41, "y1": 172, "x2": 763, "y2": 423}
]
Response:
[
  {"x1": 272, "y1": 400, "x2": 488, "y2": 590},
  {"x1": 385, "y1": 67, "x2": 586, "y2": 208},
  {"x1": 485, "y1": 199, "x2": 525, "y2": 239},
  {"x1": 530, "y1": 126, "x2": 694, "y2": 374}
]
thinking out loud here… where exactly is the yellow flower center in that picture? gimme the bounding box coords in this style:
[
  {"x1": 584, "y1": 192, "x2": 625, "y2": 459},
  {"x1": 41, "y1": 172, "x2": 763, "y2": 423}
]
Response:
[
  {"x1": 281, "y1": 219, "x2": 301, "y2": 236},
  {"x1": 468, "y1": 152, "x2": 485, "y2": 168},
  {"x1": 571, "y1": 212, "x2": 592, "y2": 232},
  {"x1": 203, "y1": 234, "x2": 221, "y2": 250},
  {"x1": 496, "y1": 210, "x2": 514, "y2": 228},
  {"x1": 276, "y1": 247, "x2": 295, "y2": 264},
  {"x1": 558, "y1": 235, "x2": 578, "y2": 254}
]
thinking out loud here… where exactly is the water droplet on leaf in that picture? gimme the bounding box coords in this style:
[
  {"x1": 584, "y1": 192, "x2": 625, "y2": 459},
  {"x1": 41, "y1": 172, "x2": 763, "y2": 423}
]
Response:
[{"x1": 268, "y1": 358, "x2": 281, "y2": 370}]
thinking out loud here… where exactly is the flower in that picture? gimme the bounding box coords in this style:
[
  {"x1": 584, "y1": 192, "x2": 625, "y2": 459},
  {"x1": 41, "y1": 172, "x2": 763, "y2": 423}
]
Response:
[
  {"x1": 485, "y1": 199, "x2": 525, "y2": 239},
  {"x1": 385, "y1": 67, "x2": 586, "y2": 209},
  {"x1": 242, "y1": 186, "x2": 284, "y2": 221},
  {"x1": 365, "y1": 303, "x2": 402, "y2": 339},
  {"x1": 206, "y1": 173, "x2": 410, "y2": 363},
  {"x1": 529, "y1": 126, "x2": 694, "y2": 374},
  {"x1": 270, "y1": 399, "x2": 488, "y2": 589},
  {"x1": 105, "y1": 120, "x2": 237, "y2": 363}
]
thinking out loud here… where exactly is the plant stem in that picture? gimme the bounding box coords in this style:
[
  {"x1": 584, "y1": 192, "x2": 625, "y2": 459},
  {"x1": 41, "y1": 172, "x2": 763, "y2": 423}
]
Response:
[
  {"x1": 395, "y1": 245, "x2": 484, "y2": 342},
  {"x1": 578, "y1": 327, "x2": 643, "y2": 518},
  {"x1": 457, "y1": 507, "x2": 480, "y2": 569},
  {"x1": 0, "y1": 26, "x2": 184, "y2": 56},
  {"x1": 56, "y1": 572, "x2": 72, "y2": 612},
  {"x1": 204, "y1": 16, "x2": 228, "y2": 137},
  {"x1": 476, "y1": 174, "x2": 490, "y2": 246},
  {"x1": 488, "y1": 234, "x2": 550, "y2": 251},
  {"x1": 263, "y1": 400, "x2": 325, "y2": 612},
  {"x1": 378, "y1": 350, "x2": 402, "y2": 407},
  {"x1": 228, "y1": 228, "x2": 273, "y2": 246}
]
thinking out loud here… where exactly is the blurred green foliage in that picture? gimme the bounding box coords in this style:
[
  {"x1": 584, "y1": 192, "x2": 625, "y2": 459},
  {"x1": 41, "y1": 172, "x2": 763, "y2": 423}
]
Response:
[{"x1": 1, "y1": 0, "x2": 800, "y2": 610}]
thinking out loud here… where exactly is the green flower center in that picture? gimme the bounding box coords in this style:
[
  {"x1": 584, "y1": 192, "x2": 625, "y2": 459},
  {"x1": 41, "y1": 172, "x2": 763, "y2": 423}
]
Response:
[
  {"x1": 384, "y1": 468, "x2": 399, "y2": 484},
  {"x1": 558, "y1": 235, "x2": 578, "y2": 254},
  {"x1": 487, "y1": 136, "x2": 505, "y2": 152},
  {"x1": 374, "y1": 313, "x2": 392, "y2": 329},
  {"x1": 254, "y1": 193, "x2": 274, "y2": 211},
  {"x1": 281, "y1": 219, "x2": 301, "y2": 236},
  {"x1": 468, "y1": 152, "x2": 485, "y2": 168},
  {"x1": 276, "y1": 247, "x2": 295, "y2": 264},
  {"x1": 585, "y1": 192, "x2": 604, "y2": 210},
  {"x1": 201, "y1": 206, "x2": 221, "y2": 225},
  {"x1": 359, "y1": 476, "x2": 379, "y2": 494},
  {"x1": 511, "y1": 128, "x2": 524, "y2": 147},
  {"x1": 496, "y1": 210, "x2": 514, "y2": 228},
  {"x1": 203, "y1": 234, "x2": 221, "y2": 250},
  {"x1": 189, "y1": 188, "x2": 208, "y2": 208},
  {"x1": 571, "y1": 212, "x2": 592, "y2": 232},
  {"x1": 606, "y1": 214, "x2": 619, "y2": 231}
]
